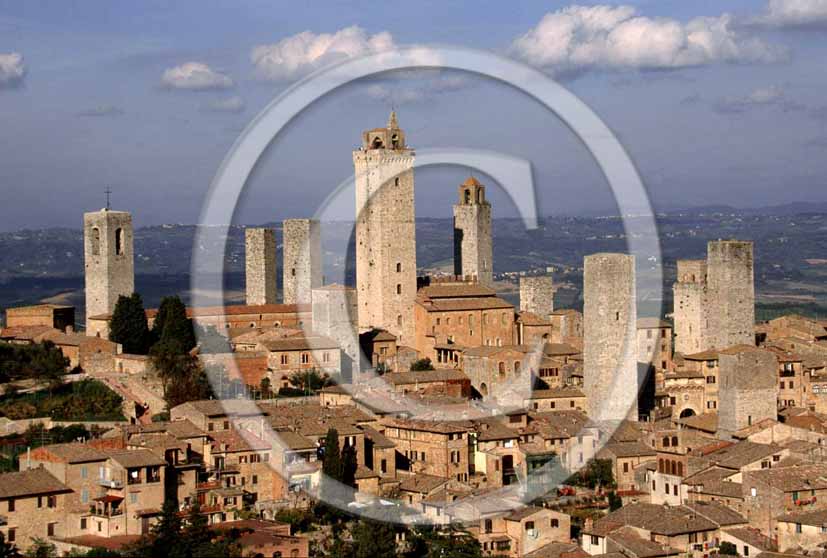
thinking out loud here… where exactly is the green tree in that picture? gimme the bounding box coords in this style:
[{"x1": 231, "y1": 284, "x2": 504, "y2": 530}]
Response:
[
  {"x1": 569, "y1": 458, "x2": 616, "y2": 490},
  {"x1": 24, "y1": 539, "x2": 57, "y2": 558},
  {"x1": 0, "y1": 340, "x2": 68, "y2": 384},
  {"x1": 322, "y1": 428, "x2": 342, "y2": 480},
  {"x1": 152, "y1": 346, "x2": 212, "y2": 410},
  {"x1": 109, "y1": 293, "x2": 151, "y2": 354},
  {"x1": 152, "y1": 296, "x2": 195, "y2": 354},
  {"x1": 608, "y1": 491, "x2": 623, "y2": 511},
  {"x1": 414, "y1": 525, "x2": 483, "y2": 558},
  {"x1": 410, "y1": 358, "x2": 435, "y2": 371},
  {"x1": 0, "y1": 531, "x2": 18, "y2": 558},
  {"x1": 353, "y1": 519, "x2": 397, "y2": 558},
  {"x1": 718, "y1": 541, "x2": 738, "y2": 556},
  {"x1": 287, "y1": 368, "x2": 329, "y2": 394},
  {"x1": 259, "y1": 377, "x2": 272, "y2": 399},
  {"x1": 341, "y1": 443, "x2": 357, "y2": 489},
  {"x1": 182, "y1": 500, "x2": 214, "y2": 555}
]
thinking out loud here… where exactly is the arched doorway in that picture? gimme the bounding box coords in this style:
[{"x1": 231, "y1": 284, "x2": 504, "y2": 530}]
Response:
[
  {"x1": 479, "y1": 383, "x2": 488, "y2": 397},
  {"x1": 679, "y1": 408, "x2": 696, "y2": 419}
]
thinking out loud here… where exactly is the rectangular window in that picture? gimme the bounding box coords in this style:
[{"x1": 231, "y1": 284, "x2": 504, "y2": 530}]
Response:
[
  {"x1": 48, "y1": 523, "x2": 56, "y2": 537},
  {"x1": 81, "y1": 466, "x2": 88, "y2": 479},
  {"x1": 7, "y1": 499, "x2": 13, "y2": 512},
  {"x1": 8, "y1": 529, "x2": 14, "y2": 543},
  {"x1": 130, "y1": 493, "x2": 138, "y2": 504},
  {"x1": 80, "y1": 518, "x2": 87, "y2": 530}
]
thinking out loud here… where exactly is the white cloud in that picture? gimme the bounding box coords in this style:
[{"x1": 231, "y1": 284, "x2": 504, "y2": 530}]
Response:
[
  {"x1": 0, "y1": 53, "x2": 25, "y2": 88},
  {"x1": 753, "y1": 0, "x2": 827, "y2": 27},
  {"x1": 161, "y1": 62, "x2": 234, "y2": 90},
  {"x1": 201, "y1": 96, "x2": 246, "y2": 113},
  {"x1": 510, "y1": 5, "x2": 785, "y2": 76},
  {"x1": 365, "y1": 74, "x2": 469, "y2": 105},
  {"x1": 714, "y1": 85, "x2": 789, "y2": 113},
  {"x1": 251, "y1": 26, "x2": 396, "y2": 81}
]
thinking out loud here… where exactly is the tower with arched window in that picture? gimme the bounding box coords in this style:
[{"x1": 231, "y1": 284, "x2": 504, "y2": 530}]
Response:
[
  {"x1": 83, "y1": 208, "x2": 134, "y2": 334},
  {"x1": 353, "y1": 111, "x2": 417, "y2": 346},
  {"x1": 453, "y1": 176, "x2": 493, "y2": 286}
]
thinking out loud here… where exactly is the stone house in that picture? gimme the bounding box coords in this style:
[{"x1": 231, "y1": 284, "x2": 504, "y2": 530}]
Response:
[
  {"x1": 214, "y1": 519, "x2": 309, "y2": 558},
  {"x1": 413, "y1": 281, "x2": 515, "y2": 362},
  {"x1": 515, "y1": 312, "x2": 554, "y2": 347},
  {"x1": 776, "y1": 509, "x2": 827, "y2": 552},
  {"x1": 681, "y1": 349, "x2": 721, "y2": 413},
  {"x1": 208, "y1": 429, "x2": 280, "y2": 503},
  {"x1": 259, "y1": 335, "x2": 342, "y2": 381},
  {"x1": 381, "y1": 418, "x2": 471, "y2": 481},
  {"x1": 5, "y1": 304, "x2": 75, "y2": 331},
  {"x1": 549, "y1": 309, "x2": 584, "y2": 348},
  {"x1": 637, "y1": 318, "x2": 674, "y2": 389},
  {"x1": 525, "y1": 387, "x2": 587, "y2": 413},
  {"x1": 359, "y1": 329, "x2": 398, "y2": 371},
  {"x1": 597, "y1": 441, "x2": 657, "y2": 492},
  {"x1": 742, "y1": 463, "x2": 827, "y2": 535},
  {"x1": 381, "y1": 369, "x2": 471, "y2": 398},
  {"x1": 0, "y1": 467, "x2": 72, "y2": 551}
]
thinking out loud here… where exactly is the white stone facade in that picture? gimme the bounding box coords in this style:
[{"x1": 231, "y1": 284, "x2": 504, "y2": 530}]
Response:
[
  {"x1": 282, "y1": 218, "x2": 321, "y2": 305},
  {"x1": 83, "y1": 209, "x2": 134, "y2": 329},
  {"x1": 245, "y1": 227, "x2": 277, "y2": 305}
]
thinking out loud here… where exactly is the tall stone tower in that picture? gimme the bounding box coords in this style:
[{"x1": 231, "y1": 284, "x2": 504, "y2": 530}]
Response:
[
  {"x1": 353, "y1": 111, "x2": 417, "y2": 346},
  {"x1": 707, "y1": 240, "x2": 755, "y2": 350},
  {"x1": 717, "y1": 347, "x2": 777, "y2": 439},
  {"x1": 673, "y1": 259, "x2": 708, "y2": 354},
  {"x1": 245, "y1": 228, "x2": 277, "y2": 306},
  {"x1": 282, "y1": 219, "x2": 321, "y2": 305},
  {"x1": 453, "y1": 176, "x2": 493, "y2": 286},
  {"x1": 584, "y1": 253, "x2": 638, "y2": 422},
  {"x1": 84, "y1": 209, "x2": 134, "y2": 329},
  {"x1": 520, "y1": 276, "x2": 555, "y2": 317}
]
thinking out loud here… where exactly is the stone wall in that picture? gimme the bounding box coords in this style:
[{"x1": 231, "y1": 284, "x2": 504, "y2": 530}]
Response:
[
  {"x1": 718, "y1": 348, "x2": 778, "y2": 439},
  {"x1": 584, "y1": 253, "x2": 637, "y2": 422},
  {"x1": 353, "y1": 116, "x2": 417, "y2": 346},
  {"x1": 520, "y1": 276, "x2": 555, "y2": 316},
  {"x1": 245, "y1": 228, "x2": 277, "y2": 305},
  {"x1": 707, "y1": 240, "x2": 755, "y2": 350},
  {"x1": 282, "y1": 219, "x2": 321, "y2": 305},
  {"x1": 453, "y1": 178, "x2": 493, "y2": 286},
  {"x1": 83, "y1": 209, "x2": 134, "y2": 328}
]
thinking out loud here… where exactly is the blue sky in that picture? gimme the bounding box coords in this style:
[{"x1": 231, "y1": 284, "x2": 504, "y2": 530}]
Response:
[{"x1": 1, "y1": 0, "x2": 826, "y2": 231}]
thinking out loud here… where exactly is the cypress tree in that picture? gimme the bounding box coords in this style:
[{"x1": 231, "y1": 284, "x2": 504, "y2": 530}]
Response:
[
  {"x1": 153, "y1": 296, "x2": 195, "y2": 354},
  {"x1": 108, "y1": 293, "x2": 150, "y2": 354}
]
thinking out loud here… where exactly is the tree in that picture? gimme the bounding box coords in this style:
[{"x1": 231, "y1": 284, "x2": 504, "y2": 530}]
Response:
[
  {"x1": 0, "y1": 531, "x2": 18, "y2": 558},
  {"x1": 181, "y1": 500, "x2": 213, "y2": 554},
  {"x1": 259, "y1": 377, "x2": 272, "y2": 399},
  {"x1": 0, "y1": 340, "x2": 68, "y2": 384},
  {"x1": 341, "y1": 443, "x2": 357, "y2": 489},
  {"x1": 287, "y1": 368, "x2": 329, "y2": 394},
  {"x1": 152, "y1": 296, "x2": 195, "y2": 354},
  {"x1": 410, "y1": 358, "x2": 435, "y2": 371},
  {"x1": 24, "y1": 539, "x2": 57, "y2": 558},
  {"x1": 569, "y1": 458, "x2": 615, "y2": 490},
  {"x1": 608, "y1": 491, "x2": 623, "y2": 511},
  {"x1": 152, "y1": 346, "x2": 212, "y2": 409},
  {"x1": 109, "y1": 293, "x2": 151, "y2": 354},
  {"x1": 322, "y1": 428, "x2": 342, "y2": 481},
  {"x1": 353, "y1": 519, "x2": 398, "y2": 558},
  {"x1": 718, "y1": 541, "x2": 738, "y2": 556}
]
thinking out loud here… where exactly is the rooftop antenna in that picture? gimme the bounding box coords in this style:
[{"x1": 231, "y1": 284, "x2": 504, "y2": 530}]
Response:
[{"x1": 104, "y1": 187, "x2": 112, "y2": 210}]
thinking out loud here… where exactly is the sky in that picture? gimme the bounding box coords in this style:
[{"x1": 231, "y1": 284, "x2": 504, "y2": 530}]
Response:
[{"x1": 1, "y1": 0, "x2": 826, "y2": 231}]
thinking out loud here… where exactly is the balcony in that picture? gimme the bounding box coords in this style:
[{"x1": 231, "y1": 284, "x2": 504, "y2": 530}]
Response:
[{"x1": 98, "y1": 478, "x2": 123, "y2": 489}]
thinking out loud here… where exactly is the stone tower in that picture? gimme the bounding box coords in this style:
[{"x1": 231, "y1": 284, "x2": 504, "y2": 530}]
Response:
[
  {"x1": 353, "y1": 111, "x2": 417, "y2": 346},
  {"x1": 672, "y1": 240, "x2": 755, "y2": 354},
  {"x1": 245, "y1": 228, "x2": 277, "y2": 306},
  {"x1": 453, "y1": 176, "x2": 493, "y2": 286},
  {"x1": 717, "y1": 346, "x2": 777, "y2": 439},
  {"x1": 707, "y1": 240, "x2": 755, "y2": 350},
  {"x1": 282, "y1": 219, "x2": 321, "y2": 305},
  {"x1": 84, "y1": 209, "x2": 134, "y2": 329},
  {"x1": 520, "y1": 276, "x2": 555, "y2": 317},
  {"x1": 583, "y1": 253, "x2": 637, "y2": 422},
  {"x1": 673, "y1": 259, "x2": 708, "y2": 354}
]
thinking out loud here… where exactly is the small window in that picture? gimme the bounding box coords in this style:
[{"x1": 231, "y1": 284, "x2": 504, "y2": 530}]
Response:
[
  {"x1": 396, "y1": 262, "x2": 402, "y2": 272},
  {"x1": 396, "y1": 284, "x2": 402, "y2": 295},
  {"x1": 115, "y1": 228, "x2": 125, "y2": 255},
  {"x1": 48, "y1": 523, "x2": 56, "y2": 537},
  {"x1": 90, "y1": 227, "x2": 101, "y2": 256}
]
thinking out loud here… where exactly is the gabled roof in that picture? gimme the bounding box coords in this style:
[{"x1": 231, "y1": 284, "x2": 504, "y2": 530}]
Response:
[
  {"x1": 105, "y1": 449, "x2": 167, "y2": 468},
  {"x1": 0, "y1": 467, "x2": 71, "y2": 498},
  {"x1": 398, "y1": 473, "x2": 448, "y2": 494},
  {"x1": 33, "y1": 443, "x2": 107, "y2": 464}
]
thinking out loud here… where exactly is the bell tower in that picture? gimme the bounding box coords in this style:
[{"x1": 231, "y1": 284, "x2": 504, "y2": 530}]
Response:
[
  {"x1": 453, "y1": 176, "x2": 493, "y2": 286},
  {"x1": 353, "y1": 111, "x2": 417, "y2": 345}
]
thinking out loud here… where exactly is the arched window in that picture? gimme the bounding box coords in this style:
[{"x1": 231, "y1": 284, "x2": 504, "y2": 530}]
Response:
[
  {"x1": 115, "y1": 228, "x2": 124, "y2": 255},
  {"x1": 480, "y1": 383, "x2": 488, "y2": 397},
  {"x1": 514, "y1": 361, "x2": 521, "y2": 375},
  {"x1": 551, "y1": 518, "x2": 559, "y2": 528},
  {"x1": 397, "y1": 315, "x2": 402, "y2": 327},
  {"x1": 91, "y1": 227, "x2": 101, "y2": 256},
  {"x1": 670, "y1": 461, "x2": 677, "y2": 475},
  {"x1": 372, "y1": 136, "x2": 384, "y2": 149},
  {"x1": 396, "y1": 262, "x2": 402, "y2": 273},
  {"x1": 498, "y1": 362, "x2": 506, "y2": 378},
  {"x1": 677, "y1": 462, "x2": 684, "y2": 476},
  {"x1": 464, "y1": 189, "x2": 471, "y2": 204},
  {"x1": 662, "y1": 436, "x2": 670, "y2": 447},
  {"x1": 658, "y1": 458, "x2": 664, "y2": 473},
  {"x1": 671, "y1": 436, "x2": 678, "y2": 447}
]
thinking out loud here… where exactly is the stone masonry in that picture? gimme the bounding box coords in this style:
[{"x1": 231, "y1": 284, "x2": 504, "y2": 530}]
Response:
[
  {"x1": 672, "y1": 240, "x2": 754, "y2": 354},
  {"x1": 353, "y1": 111, "x2": 417, "y2": 346},
  {"x1": 707, "y1": 240, "x2": 755, "y2": 350},
  {"x1": 282, "y1": 219, "x2": 321, "y2": 305},
  {"x1": 84, "y1": 209, "x2": 134, "y2": 330},
  {"x1": 453, "y1": 176, "x2": 493, "y2": 286},
  {"x1": 520, "y1": 276, "x2": 555, "y2": 317},
  {"x1": 717, "y1": 347, "x2": 778, "y2": 439},
  {"x1": 312, "y1": 284, "x2": 359, "y2": 379},
  {"x1": 584, "y1": 253, "x2": 638, "y2": 422},
  {"x1": 673, "y1": 259, "x2": 709, "y2": 355},
  {"x1": 245, "y1": 228, "x2": 277, "y2": 305}
]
